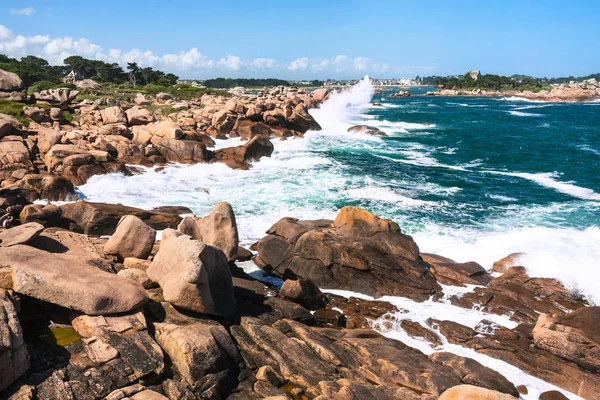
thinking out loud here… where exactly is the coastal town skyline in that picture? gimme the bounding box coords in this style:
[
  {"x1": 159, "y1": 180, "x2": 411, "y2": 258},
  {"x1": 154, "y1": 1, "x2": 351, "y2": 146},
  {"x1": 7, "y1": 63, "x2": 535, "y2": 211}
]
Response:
[{"x1": 2, "y1": 0, "x2": 599, "y2": 79}]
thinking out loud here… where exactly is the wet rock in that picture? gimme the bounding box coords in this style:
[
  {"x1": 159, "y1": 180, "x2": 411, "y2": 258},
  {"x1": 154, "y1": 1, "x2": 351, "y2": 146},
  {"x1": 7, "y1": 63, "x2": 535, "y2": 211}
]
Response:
[
  {"x1": 401, "y1": 319, "x2": 443, "y2": 347},
  {"x1": 347, "y1": 125, "x2": 387, "y2": 136},
  {"x1": 0, "y1": 244, "x2": 148, "y2": 315},
  {"x1": 146, "y1": 229, "x2": 236, "y2": 317},
  {"x1": 104, "y1": 215, "x2": 156, "y2": 259},
  {"x1": 493, "y1": 252, "x2": 526, "y2": 273},
  {"x1": 449, "y1": 267, "x2": 585, "y2": 325},
  {"x1": 177, "y1": 201, "x2": 239, "y2": 263},
  {"x1": 213, "y1": 135, "x2": 274, "y2": 169},
  {"x1": 422, "y1": 253, "x2": 492, "y2": 286},
  {"x1": 0, "y1": 221, "x2": 43, "y2": 247},
  {"x1": 326, "y1": 293, "x2": 399, "y2": 329},
  {"x1": 254, "y1": 207, "x2": 440, "y2": 300},
  {"x1": 151, "y1": 137, "x2": 209, "y2": 164},
  {"x1": 538, "y1": 390, "x2": 570, "y2": 400}
]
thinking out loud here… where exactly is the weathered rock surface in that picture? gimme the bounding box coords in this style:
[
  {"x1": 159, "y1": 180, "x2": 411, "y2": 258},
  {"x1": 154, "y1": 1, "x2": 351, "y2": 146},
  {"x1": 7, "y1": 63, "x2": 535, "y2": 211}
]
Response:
[
  {"x1": 422, "y1": 253, "x2": 492, "y2": 286},
  {"x1": 213, "y1": 135, "x2": 274, "y2": 169},
  {"x1": 279, "y1": 278, "x2": 327, "y2": 310},
  {"x1": 438, "y1": 385, "x2": 518, "y2": 400},
  {"x1": 104, "y1": 215, "x2": 156, "y2": 259},
  {"x1": 254, "y1": 206, "x2": 440, "y2": 300},
  {"x1": 0, "y1": 290, "x2": 29, "y2": 391},
  {"x1": 60, "y1": 201, "x2": 186, "y2": 235},
  {"x1": 177, "y1": 201, "x2": 239, "y2": 262},
  {"x1": 146, "y1": 229, "x2": 236, "y2": 317},
  {"x1": 533, "y1": 307, "x2": 600, "y2": 372},
  {"x1": 0, "y1": 221, "x2": 43, "y2": 247},
  {"x1": 493, "y1": 252, "x2": 526, "y2": 273},
  {"x1": 149, "y1": 302, "x2": 241, "y2": 398},
  {"x1": 0, "y1": 244, "x2": 148, "y2": 315},
  {"x1": 449, "y1": 266, "x2": 585, "y2": 325}
]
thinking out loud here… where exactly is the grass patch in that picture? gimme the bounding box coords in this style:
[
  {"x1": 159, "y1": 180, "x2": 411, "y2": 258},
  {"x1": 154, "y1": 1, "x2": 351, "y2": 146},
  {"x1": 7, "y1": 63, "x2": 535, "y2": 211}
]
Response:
[{"x1": 0, "y1": 100, "x2": 30, "y2": 125}]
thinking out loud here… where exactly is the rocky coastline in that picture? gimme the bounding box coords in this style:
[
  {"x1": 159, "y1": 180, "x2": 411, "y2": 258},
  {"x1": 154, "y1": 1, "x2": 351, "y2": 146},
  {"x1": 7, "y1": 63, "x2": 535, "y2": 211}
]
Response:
[
  {"x1": 424, "y1": 79, "x2": 600, "y2": 102},
  {"x1": 0, "y1": 69, "x2": 599, "y2": 400}
]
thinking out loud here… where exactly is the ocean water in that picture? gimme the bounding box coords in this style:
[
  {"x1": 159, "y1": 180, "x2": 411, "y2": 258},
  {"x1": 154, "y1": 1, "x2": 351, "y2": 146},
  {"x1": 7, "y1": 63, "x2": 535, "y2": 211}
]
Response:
[{"x1": 78, "y1": 77, "x2": 600, "y2": 304}]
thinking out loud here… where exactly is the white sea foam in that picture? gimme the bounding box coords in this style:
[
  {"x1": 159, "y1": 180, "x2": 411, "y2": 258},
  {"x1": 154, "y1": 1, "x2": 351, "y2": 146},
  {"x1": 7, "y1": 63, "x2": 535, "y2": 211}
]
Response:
[
  {"x1": 578, "y1": 144, "x2": 600, "y2": 156},
  {"x1": 346, "y1": 187, "x2": 437, "y2": 207},
  {"x1": 482, "y1": 170, "x2": 600, "y2": 201},
  {"x1": 486, "y1": 194, "x2": 518, "y2": 202},
  {"x1": 500, "y1": 96, "x2": 547, "y2": 103},
  {"x1": 413, "y1": 224, "x2": 600, "y2": 305},
  {"x1": 324, "y1": 289, "x2": 582, "y2": 400},
  {"x1": 512, "y1": 104, "x2": 551, "y2": 111},
  {"x1": 507, "y1": 110, "x2": 543, "y2": 117}
]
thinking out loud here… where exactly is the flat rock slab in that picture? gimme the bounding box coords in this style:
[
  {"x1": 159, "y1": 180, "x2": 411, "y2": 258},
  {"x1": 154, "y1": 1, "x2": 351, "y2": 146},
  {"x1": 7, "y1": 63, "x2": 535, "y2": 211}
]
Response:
[
  {"x1": 0, "y1": 244, "x2": 148, "y2": 315},
  {"x1": 0, "y1": 222, "x2": 44, "y2": 247}
]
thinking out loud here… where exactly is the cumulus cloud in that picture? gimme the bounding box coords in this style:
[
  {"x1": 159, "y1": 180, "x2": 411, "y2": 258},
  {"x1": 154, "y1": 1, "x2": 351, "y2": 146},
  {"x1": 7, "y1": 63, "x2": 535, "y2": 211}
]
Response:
[
  {"x1": 0, "y1": 24, "x2": 403, "y2": 77},
  {"x1": 10, "y1": 7, "x2": 35, "y2": 16},
  {"x1": 251, "y1": 57, "x2": 276, "y2": 69},
  {"x1": 288, "y1": 57, "x2": 309, "y2": 71}
]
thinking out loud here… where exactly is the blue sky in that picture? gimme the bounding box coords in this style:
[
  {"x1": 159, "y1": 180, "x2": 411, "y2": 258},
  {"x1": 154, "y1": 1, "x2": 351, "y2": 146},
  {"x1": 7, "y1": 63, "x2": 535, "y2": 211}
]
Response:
[{"x1": 2, "y1": 0, "x2": 599, "y2": 79}]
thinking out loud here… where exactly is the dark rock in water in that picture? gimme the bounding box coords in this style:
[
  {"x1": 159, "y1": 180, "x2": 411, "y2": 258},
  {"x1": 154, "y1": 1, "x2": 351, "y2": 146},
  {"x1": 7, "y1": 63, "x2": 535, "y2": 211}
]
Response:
[
  {"x1": 327, "y1": 293, "x2": 399, "y2": 329},
  {"x1": 347, "y1": 124, "x2": 387, "y2": 136},
  {"x1": 449, "y1": 266, "x2": 585, "y2": 325},
  {"x1": 213, "y1": 135, "x2": 274, "y2": 170},
  {"x1": 401, "y1": 319, "x2": 443, "y2": 347},
  {"x1": 422, "y1": 253, "x2": 492, "y2": 286},
  {"x1": 254, "y1": 206, "x2": 441, "y2": 300},
  {"x1": 314, "y1": 308, "x2": 344, "y2": 327},
  {"x1": 428, "y1": 318, "x2": 600, "y2": 398},
  {"x1": 59, "y1": 201, "x2": 184, "y2": 235}
]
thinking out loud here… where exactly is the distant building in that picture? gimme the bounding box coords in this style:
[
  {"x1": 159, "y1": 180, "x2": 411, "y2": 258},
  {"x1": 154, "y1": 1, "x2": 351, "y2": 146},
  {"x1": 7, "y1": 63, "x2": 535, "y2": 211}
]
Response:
[
  {"x1": 63, "y1": 70, "x2": 82, "y2": 84},
  {"x1": 468, "y1": 70, "x2": 481, "y2": 81}
]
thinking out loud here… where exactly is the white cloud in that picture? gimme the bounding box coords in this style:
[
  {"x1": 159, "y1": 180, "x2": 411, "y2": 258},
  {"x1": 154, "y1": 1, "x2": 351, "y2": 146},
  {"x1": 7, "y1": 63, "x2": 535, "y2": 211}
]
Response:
[
  {"x1": 10, "y1": 7, "x2": 35, "y2": 16},
  {"x1": 217, "y1": 55, "x2": 241, "y2": 70},
  {"x1": 0, "y1": 24, "x2": 400, "y2": 77},
  {"x1": 251, "y1": 57, "x2": 276, "y2": 69},
  {"x1": 353, "y1": 57, "x2": 370, "y2": 71},
  {"x1": 288, "y1": 57, "x2": 309, "y2": 71}
]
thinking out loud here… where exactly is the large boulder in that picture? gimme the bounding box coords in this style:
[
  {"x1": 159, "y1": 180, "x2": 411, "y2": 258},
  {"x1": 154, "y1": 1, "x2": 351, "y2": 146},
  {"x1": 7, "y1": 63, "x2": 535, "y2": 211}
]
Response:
[
  {"x1": 177, "y1": 202, "x2": 239, "y2": 263},
  {"x1": 146, "y1": 229, "x2": 236, "y2": 317},
  {"x1": 126, "y1": 106, "x2": 155, "y2": 126},
  {"x1": 0, "y1": 244, "x2": 148, "y2": 315},
  {"x1": 0, "y1": 222, "x2": 44, "y2": 247},
  {"x1": 59, "y1": 201, "x2": 186, "y2": 235},
  {"x1": 347, "y1": 125, "x2": 387, "y2": 136},
  {"x1": 0, "y1": 140, "x2": 32, "y2": 172},
  {"x1": 312, "y1": 88, "x2": 330, "y2": 102},
  {"x1": 533, "y1": 307, "x2": 600, "y2": 372},
  {"x1": 100, "y1": 106, "x2": 127, "y2": 125},
  {"x1": 34, "y1": 88, "x2": 80, "y2": 108},
  {"x1": 254, "y1": 207, "x2": 440, "y2": 300},
  {"x1": 104, "y1": 215, "x2": 156, "y2": 259},
  {"x1": 285, "y1": 106, "x2": 321, "y2": 133},
  {"x1": 75, "y1": 79, "x2": 103, "y2": 91},
  {"x1": 0, "y1": 290, "x2": 29, "y2": 391},
  {"x1": 0, "y1": 69, "x2": 25, "y2": 101},
  {"x1": 150, "y1": 137, "x2": 209, "y2": 164}
]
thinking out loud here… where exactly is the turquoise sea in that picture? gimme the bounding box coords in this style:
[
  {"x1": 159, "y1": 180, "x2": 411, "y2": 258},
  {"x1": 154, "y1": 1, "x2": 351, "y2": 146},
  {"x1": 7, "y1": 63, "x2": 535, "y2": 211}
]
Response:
[{"x1": 79, "y1": 78, "x2": 600, "y2": 303}]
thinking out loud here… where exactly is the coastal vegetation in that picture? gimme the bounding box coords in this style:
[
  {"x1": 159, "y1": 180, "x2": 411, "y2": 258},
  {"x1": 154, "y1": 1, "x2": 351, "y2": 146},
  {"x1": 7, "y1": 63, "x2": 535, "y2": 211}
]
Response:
[
  {"x1": 417, "y1": 72, "x2": 599, "y2": 91},
  {"x1": 202, "y1": 77, "x2": 290, "y2": 88}
]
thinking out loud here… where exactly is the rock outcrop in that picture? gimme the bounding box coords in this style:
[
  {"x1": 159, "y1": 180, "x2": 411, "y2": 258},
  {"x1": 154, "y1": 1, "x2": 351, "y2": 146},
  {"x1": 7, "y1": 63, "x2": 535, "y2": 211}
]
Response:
[
  {"x1": 254, "y1": 206, "x2": 440, "y2": 300},
  {"x1": 0, "y1": 68, "x2": 26, "y2": 101},
  {"x1": 0, "y1": 290, "x2": 29, "y2": 391}
]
